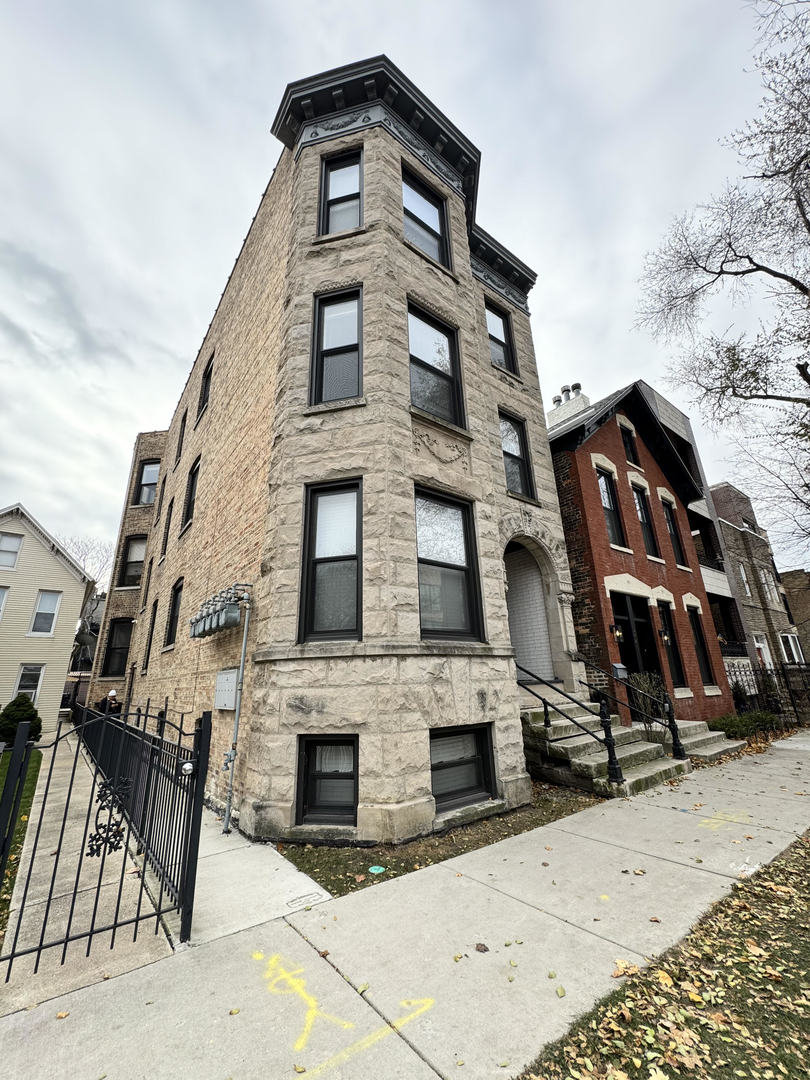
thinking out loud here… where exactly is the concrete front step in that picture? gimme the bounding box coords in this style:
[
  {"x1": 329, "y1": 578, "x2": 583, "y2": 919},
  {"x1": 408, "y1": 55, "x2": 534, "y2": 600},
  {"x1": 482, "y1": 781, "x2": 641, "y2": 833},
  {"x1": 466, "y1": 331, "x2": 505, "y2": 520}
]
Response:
[
  {"x1": 682, "y1": 734, "x2": 748, "y2": 762},
  {"x1": 592, "y1": 756, "x2": 692, "y2": 797},
  {"x1": 570, "y1": 738, "x2": 666, "y2": 779},
  {"x1": 528, "y1": 724, "x2": 642, "y2": 761}
]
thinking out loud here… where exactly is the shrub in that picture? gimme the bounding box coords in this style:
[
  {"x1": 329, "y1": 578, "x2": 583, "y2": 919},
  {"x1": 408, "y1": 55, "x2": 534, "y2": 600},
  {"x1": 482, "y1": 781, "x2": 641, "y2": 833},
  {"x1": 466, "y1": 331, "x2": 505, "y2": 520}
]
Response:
[
  {"x1": 709, "y1": 711, "x2": 783, "y2": 740},
  {"x1": 0, "y1": 693, "x2": 42, "y2": 744},
  {"x1": 626, "y1": 671, "x2": 667, "y2": 738}
]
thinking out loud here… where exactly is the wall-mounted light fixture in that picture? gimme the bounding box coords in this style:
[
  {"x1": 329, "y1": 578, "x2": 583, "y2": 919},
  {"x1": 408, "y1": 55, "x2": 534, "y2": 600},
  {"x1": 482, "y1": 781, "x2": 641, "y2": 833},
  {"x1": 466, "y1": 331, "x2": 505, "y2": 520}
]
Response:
[
  {"x1": 658, "y1": 628, "x2": 671, "y2": 645},
  {"x1": 609, "y1": 623, "x2": 624, "y2": 643}
]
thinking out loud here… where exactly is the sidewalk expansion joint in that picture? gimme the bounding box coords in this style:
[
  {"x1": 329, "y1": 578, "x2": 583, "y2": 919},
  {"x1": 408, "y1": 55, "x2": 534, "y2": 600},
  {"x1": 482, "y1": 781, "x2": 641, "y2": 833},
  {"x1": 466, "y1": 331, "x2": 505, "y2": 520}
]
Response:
[{"x1": 285, "y1": 916, "x2": 446, "y2": 1079}]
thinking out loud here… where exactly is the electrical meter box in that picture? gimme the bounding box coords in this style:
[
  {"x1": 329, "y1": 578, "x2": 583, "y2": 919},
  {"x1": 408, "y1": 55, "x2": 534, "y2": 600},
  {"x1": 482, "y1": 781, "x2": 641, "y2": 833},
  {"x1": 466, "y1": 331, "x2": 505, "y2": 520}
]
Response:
[{"x1": 214, "y1": 668, "x2": 238, "y2": 711}]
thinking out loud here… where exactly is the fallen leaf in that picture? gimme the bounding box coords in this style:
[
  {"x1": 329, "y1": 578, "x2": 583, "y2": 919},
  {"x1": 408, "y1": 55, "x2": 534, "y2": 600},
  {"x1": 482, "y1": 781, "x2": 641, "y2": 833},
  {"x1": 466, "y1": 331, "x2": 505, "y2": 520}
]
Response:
[
  {"x1": 453, "y1": 954, "x2": 463, "y2": 963},
  {"x1": 354, "y1": 875, "x2": 365, "y2": 883},
  {"x1": 509, "y1": 960, "x2": 517, "y2": 968},
  {"x1": 504, "y1": 940, "x2": 512, "y2": 946},
  {"x1": 556, "y1": 985, "x2": 566, "y2": 998},
  {"x1": 293, "y1": 1066, "x2": 306, "y2": 1074},
  {"x1": 56, "y1": 1011, "x2": 69, "y2": 1020},
  {"x1": 318, "y1": 949, "x2": 329, "y2": 958},
  {"x1": 229, "y1": 1008, "x2": 240, "y2": 1016},
  {"x1": 633, "y1": 868, "x2": 646, "y2": 876},
  {"x1": 357, "y1": 983, "x2": 369, "y2": 994},
  {"x1": 542, "y1": 861, "x2": 550, "y2": 867},
  {"x1": 655, "y1": 970, "x2": 673, "y2": 988},
  {"x1": 548, "y1": 970, "x2": 556, "y2": 979},
  {"x1": 649, "y1": 917, "x2": 661, "y2": 923},
  {"x1": 508, "y1": 975, "x2": 515, "y2": 982},
  {"x1": 475, "y1": 943, "x2": 489, "y2": 953}
]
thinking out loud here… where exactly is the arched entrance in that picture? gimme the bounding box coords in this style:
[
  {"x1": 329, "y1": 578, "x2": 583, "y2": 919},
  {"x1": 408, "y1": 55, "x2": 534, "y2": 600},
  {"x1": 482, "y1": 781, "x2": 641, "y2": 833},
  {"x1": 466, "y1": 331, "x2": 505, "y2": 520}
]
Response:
[{"x1": 504, "y1": 541, "x2": 555, "y2": 681}]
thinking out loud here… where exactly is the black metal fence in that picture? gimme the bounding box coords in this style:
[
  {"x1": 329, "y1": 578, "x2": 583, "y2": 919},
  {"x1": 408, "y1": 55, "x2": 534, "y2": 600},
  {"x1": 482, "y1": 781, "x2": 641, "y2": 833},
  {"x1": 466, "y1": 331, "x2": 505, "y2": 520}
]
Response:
[
  {"x1": 724, "y1": 661, "x2": 810, "y2": 719},
  {"x1": 0, "y1": 704, "x2": 210, "y2": 982}
]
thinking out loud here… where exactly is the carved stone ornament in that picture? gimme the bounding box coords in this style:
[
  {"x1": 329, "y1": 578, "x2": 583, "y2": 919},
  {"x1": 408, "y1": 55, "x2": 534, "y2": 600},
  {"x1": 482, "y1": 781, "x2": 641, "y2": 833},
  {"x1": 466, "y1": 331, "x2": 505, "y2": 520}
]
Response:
[
  {"x1": 306, "y1": 109, "x2": 373, "y2": 138},
  {"x1": 412, "y1": 427, "x2": 470, "y2": 472},
  {"x1": 557, "y1": 591, "x2": 575, "y2": 607},
  {"x1": 470, "y1": 255, "x2": 530, "y2": 315},
  {"x1": 499, "y1": 510, "x2": 568, "y2": 576}
]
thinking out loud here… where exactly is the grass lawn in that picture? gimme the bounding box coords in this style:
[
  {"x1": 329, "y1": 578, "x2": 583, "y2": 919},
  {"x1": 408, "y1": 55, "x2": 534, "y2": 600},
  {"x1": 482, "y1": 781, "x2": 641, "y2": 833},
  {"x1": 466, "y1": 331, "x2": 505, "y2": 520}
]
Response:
[
  {"x1": 279, "y1": 780, "x2": 600, "y2": 898},
  {"x1": 0, "y1": 748, "x2": 42, "y2": 941},
  {"x1": 519, "y1": 831, "x2": 810, "y2": 1080}
]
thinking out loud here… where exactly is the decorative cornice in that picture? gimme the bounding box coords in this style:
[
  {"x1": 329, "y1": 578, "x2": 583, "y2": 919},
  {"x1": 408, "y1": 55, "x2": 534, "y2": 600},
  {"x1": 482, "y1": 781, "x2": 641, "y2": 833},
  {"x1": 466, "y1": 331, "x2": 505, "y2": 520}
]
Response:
[{"x1": 470, "y1": 256, "x2": 530, "y2": 314}]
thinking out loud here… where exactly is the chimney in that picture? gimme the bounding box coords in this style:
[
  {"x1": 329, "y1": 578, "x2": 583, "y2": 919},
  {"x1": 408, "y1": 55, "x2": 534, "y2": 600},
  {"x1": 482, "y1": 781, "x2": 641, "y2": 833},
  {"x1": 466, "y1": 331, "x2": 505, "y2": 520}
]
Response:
[{"x1": 546, "y1": 381, "x2": 591, "y2": 428}]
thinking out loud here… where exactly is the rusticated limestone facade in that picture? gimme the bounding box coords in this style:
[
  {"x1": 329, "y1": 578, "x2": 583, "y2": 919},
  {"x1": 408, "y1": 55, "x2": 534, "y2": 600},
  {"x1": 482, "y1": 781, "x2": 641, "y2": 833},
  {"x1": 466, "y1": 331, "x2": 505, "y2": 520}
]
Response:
[{"x1": 102, "y1": 57, "x2": 582, "y2": 843}]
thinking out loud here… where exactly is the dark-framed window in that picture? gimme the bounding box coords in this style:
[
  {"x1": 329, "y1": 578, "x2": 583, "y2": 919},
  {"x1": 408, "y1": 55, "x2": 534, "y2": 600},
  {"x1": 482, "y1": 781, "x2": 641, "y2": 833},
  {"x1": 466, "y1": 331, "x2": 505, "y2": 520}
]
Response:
[
  {"x1": 430, "y1": 724, "x2": 495, "y2": 812},
  {"x1": 165, "y1": 578, "x2": 184, "y2": 647},
  {"x1": 311, "y1": 291, "x2": 361, "y2": 404},
  {"x1": 408, "y1": 306, "x2": 463, "y2": 426},
  {"x1": 620, "y1": 424, "x2": 640, "y2": 466},
  {"x1": 135, "y1": 461, "x2": 160, "y2": 506},
  {"x1": 632, "y1": 486, "x2": 659, "y2": 558},
  {"x1": 160, "y1": 499, "x2": 174, "y2": 558},
  {"x1": 597, "y1": 469, "x2": 626, "y2": 547},
  {"x1": 102, "y1": 619, "x2": 133, "y2": 678},
  {"x1": 662, "y1": 500, "x2": 686, "y2": 566},
  {"x1": 197, "y1": 353, "x2": 213, "y2": 417},
  {"x1": 415, "y1": 489, "x2": 483, "y2": 640},
  {"x1": 119, "y1": 536, "x2": 147, "y2": 587},
  {"x1": 300, "y1": 481, "x2": 361, "y2": 641},
  {"x1": 142, "y1": 600, "x2": 158, "y2": 671},
  {"x1": 486, "y1": 303, "x2": 516, "y2": 373},
  {"x1": 155, "y1": 477, "x2": 166, "y2": 523},
  {"x1": 141, "y1": 557, "x2": 153, "y2": 608},
  {"x1": 182, "y1": 457, "x2": 200, "y2": 529},
  {"x1": 320, "y1": 152, "x2": 361, "y2": 235},
  {"x1": 657, "y1": 602, "x2": 686, "y2": 687},
  {"x1": 296, "y1": 735, "x2": 358, "y2": 825},
  {"x1": 687, "y1": 607, "x2": 714, "y2": 685},
  {"x1": 499, "y1": 412, "x2": 533, "y2": 497},
  {"x1": 175, "y1": 410, "x2": 187, "y2": 464},
  {"x1": 402, "y1": 169, "x2": 449, "y2": 266}
]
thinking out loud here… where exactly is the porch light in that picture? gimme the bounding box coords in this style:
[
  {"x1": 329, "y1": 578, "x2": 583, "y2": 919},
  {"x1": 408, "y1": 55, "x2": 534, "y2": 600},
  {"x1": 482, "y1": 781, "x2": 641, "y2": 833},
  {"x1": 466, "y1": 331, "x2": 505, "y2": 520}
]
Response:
[
  {"x1": 658, "y1": 628, "x2": 671, "y2": 645},
  {"x1": 609, "y1": 623, "x2": 624, "y2": 643}
]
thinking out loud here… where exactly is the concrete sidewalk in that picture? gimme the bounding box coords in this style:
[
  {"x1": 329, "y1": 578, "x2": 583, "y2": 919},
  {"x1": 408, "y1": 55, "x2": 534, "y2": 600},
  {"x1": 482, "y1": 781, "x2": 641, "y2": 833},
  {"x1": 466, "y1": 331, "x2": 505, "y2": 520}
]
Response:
[{"x1": 2, "y1": 734, "x2": 808, "y2": 1080}]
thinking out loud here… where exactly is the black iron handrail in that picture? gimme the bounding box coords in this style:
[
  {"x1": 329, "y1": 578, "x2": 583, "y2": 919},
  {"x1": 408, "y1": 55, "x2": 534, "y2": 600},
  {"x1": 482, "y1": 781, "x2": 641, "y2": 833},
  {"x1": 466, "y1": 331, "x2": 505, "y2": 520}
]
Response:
[
  {"x1": 572, "y1": 654, "x2": 687, "y2": 760},
  {"x1": 516, "y1": 663, "x2": 624, "y2": 784}
]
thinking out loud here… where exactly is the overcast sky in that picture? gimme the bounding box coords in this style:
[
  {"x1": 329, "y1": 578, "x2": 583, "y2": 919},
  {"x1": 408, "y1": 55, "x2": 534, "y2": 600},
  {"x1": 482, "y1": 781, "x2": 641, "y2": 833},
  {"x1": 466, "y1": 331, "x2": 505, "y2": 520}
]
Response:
[{"x1": 0, "y1": 1, "x2": 778, "y2": 563}]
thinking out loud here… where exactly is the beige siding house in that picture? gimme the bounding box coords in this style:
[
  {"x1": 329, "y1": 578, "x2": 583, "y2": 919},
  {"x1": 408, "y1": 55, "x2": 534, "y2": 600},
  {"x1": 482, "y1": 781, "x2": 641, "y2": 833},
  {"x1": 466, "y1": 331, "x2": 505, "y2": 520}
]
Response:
[{"x1": 0, "y1": 505, "x2": 93, "y2": 737}]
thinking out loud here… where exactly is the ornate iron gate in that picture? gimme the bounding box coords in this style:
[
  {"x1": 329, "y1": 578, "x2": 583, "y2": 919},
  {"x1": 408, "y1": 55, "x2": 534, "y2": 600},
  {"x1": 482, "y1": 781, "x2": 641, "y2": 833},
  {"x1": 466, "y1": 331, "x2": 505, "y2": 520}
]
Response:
[{"x1": 0, "y1": 704, "x2": 211, "y2": 982}]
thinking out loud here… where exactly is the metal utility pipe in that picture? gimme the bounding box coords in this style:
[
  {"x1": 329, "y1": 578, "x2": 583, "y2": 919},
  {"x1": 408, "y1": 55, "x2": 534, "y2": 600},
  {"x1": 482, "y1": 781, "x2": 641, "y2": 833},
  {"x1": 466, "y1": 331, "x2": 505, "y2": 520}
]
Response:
[{"x1": 222, "y1": 594, "x2": 251, "y2": 834}]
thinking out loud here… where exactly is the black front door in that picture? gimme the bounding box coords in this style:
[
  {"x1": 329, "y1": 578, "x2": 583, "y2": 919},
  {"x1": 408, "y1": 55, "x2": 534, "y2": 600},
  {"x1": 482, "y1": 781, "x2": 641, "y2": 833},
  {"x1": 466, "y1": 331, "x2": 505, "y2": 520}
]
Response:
[{"x1": 610, "y1": 592, "x2": 661, "y2": 675}]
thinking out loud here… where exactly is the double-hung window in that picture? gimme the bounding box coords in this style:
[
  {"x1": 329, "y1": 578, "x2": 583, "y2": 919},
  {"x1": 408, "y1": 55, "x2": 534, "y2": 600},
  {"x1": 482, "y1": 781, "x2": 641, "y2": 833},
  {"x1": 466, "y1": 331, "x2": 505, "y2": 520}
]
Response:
[
  {"x1": 102, "y1": 619, "x2": 133, "y2": 678},
  {"x1": 632, "y1": 486, "x2": 659, "y2": 557},
  {"x1": 621, "y1": 425, "x2": 640, "y2": 466},
  {"x1": 182, "y1": 458, "x2": 200, "y2": 529},
  {"x1": 408, "y1": 307, "x2": 463, "y2": 426},
  {"x1": 780, "y1": 633, "x2": 804, "y2": 663},
  {"x1": 300, "y1": 482, "x2": 361, "y2": 641},
  {"x1": 430, "y1": 725, "x2": 495, "y2": 812},
  {"x1": 312, "y1": 291, "x2": 361, "y2": 404},
  {"x1": 175, "y1": 410, "x2": 187, "y2": 464},
  {"x1": 499, "y1": 413, "x2": 533, "y2": 497},
  {"x1": 135, "y1": 461, "x2": 160, "y2": 506},
  {"x1": 16, "y1": 664, "x2": 44, "y2": 704},
  {"x1": 662, "y1": 500, "x2": 686, "y2": 565},
  {"x1": 657, "y1": 602, "x2": 686, "y2": 687},
  {"x1": 160, "y1": 499, "x2": 174, "y2": 558},
  {"x1": 119, "y1": 536, "x2": 147, "y2": 587},
  {"x1": 297, "y1": 736, "x2": 358, "y2": 825},
  {"x1": 165, "y1": 578, "x2": 183, "y2": 647},
  {"x1": 30, "y1": 590, "x2": 61, "y2": 635},
  {"x1": 402, "y1": 169, "x2": 448, "y2": 266},
  {"x1": 141, "y1": 558, "x2": 153, "y2": 608},
  {"x1": 320, "y1": 152, "x2": 361, "y2": 234},
  {"x1": 0, "y1": 532, "x2": 22, "y2": 569},
  {"x1": 0, "y1": 585, "x2": 8, "y2": 620},
  {"x1": 415, "y1": 490, "x2": 482, "y2": 639},
  {"x1": 143, "y1": 600, "x2": 158, "y2": 671},
  {"x1": 597, "y1": 469, "x2": 626, "y2": 547},
  {"x1": 198, "y1": 354, "x2": 213, "y2": 417},
  {"x1": 687, "y1": 607, "x2": 714, "y2": 685},
  {"x1": 486, "y1": 304, "x2": 516, "y2": 373}
]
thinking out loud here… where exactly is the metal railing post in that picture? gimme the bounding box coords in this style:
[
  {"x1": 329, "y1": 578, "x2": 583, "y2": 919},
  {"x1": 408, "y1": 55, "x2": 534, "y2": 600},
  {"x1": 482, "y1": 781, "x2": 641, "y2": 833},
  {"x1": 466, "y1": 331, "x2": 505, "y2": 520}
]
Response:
[
  {"x1": 543, "y1": 700, "x2": 550, "y2": 728},
  {"x1": 665, "y1": 694, "x2": 687, "y2": 759},
  {"x1": 180, "y1": 711, "x2": 211, "y2": 943},
  {"x1": 599, "y1": 698, "x2": 624, "y2": 785}
]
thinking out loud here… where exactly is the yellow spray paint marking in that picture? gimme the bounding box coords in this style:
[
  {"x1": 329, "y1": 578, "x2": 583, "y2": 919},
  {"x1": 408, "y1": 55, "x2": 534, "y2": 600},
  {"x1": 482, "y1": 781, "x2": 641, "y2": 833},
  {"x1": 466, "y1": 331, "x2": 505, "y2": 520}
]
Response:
[
  {"x1": 697, "y1": 810, "x2": 753, "y2": 831},
  {"x1": 258, "y1": 953, "x2": 355, "y2": 1051},
  {"x1": 304, "y1": 997, "x2": 435, "y2": 1078}
]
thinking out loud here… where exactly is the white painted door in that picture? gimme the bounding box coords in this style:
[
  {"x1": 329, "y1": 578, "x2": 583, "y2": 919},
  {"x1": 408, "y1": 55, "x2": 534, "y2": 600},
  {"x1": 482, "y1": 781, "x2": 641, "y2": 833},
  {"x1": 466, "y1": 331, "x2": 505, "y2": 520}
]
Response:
[{"x1": 504, "y1": 547, "x2": 555, "y2": 680}]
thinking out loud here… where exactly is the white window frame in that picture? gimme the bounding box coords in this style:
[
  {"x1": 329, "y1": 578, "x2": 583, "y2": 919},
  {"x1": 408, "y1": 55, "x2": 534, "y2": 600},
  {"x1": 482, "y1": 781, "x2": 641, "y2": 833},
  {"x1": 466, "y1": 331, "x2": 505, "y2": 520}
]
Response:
[
  {"x1": 758, "y1": 567, "x2": 779, "y2": 606},
  {"x1": 14, "y1": 663, "x2": 45, "y2": 705},
  {"x1": 0, "y1": 585, "x2": 8, "y2": 621},
  {"x1": 752, "y1": 633, "x2": 773, "y2": 668},
  {"x1": 28, "y1": 589, "x2": 62, "y2": 637},
  {"x1": 739, "y1": 563, "x2": 752, "y2": 598},
  {"x1": 780, "y1": 633, "x2": 804, "y2": 664},
  {"x1": 0, "y1": 532, "x2": 23, "y2": 571}
]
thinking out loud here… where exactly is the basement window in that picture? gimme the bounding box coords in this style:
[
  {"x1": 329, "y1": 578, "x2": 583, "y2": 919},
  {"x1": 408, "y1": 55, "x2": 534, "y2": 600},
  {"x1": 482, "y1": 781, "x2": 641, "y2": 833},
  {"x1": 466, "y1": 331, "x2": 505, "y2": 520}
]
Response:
[
  {"x1": 297, "y1": 736, "x2": 358, "y2": 825},
  {"x1": 430, "y1": 725, "x2": 495, "y2": 812}
]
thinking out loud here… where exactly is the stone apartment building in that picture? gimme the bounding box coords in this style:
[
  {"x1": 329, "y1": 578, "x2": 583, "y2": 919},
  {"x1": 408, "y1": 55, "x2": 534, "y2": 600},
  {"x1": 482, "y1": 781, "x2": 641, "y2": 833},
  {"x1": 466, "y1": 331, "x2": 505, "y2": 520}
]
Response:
[
  {"x1": 710, "y1": 483, "x2": 804, "y2": 670},
  {"x1": 781, "y1": 569, "x2": 810, "y2": 663},
  {"x1": 546, "y1": 382, "x2": 734, "y2": 723},
  {"x1": 88, "y1": 56, "x2": 584, "y2": 843}
]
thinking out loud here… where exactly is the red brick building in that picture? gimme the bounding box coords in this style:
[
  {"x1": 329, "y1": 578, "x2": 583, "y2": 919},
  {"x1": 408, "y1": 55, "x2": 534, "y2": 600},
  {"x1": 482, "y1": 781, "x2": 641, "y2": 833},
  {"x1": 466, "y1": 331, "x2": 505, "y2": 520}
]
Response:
[{"x1": 547, "y1": 382, "x2": 733, "y2": 724}]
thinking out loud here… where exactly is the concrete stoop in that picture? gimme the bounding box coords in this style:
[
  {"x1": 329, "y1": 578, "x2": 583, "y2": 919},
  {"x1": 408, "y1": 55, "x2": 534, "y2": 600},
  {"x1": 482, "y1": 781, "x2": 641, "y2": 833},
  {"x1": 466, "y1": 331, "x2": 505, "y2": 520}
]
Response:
[
  {"x1": 635, "y1": 720, "x2": 748, "y2": 762},
  {"x1": 522, "y1": 703, "x2": 692, "y2": 797}
]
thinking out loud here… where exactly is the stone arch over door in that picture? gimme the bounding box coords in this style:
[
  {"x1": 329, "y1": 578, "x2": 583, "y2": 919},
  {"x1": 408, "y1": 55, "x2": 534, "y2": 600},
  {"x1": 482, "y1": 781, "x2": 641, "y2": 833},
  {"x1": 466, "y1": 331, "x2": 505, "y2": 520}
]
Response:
[{"x1": 504, "y1": 541, "x2": 554, "y2": 679}]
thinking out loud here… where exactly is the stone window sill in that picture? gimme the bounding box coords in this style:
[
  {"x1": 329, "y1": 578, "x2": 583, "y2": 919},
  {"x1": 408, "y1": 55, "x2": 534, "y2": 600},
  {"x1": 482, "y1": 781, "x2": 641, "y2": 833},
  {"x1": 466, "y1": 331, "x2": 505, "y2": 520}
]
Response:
[
  {"x1": 193, "y1": 403, "x2": 208, "y2": 431},
  {"x1": 161, "y1": 644, "x2": 175, "y2": 655},
  {"x1": 312, "y1": 226, "x2": 368, "y2": 246},
  {"x1": 303, "y1": 397, "x2": 367, "y2": 416},
  {"x1": 507, "y1": 491, "x2": 542, "y2": 510},
  {"x1": 254, "y1": 641, "x2": 515, "y2": 664},
  {"x1": 114, "y1": 585, "x2": 140, "y2": 591},
  {"x1": 178, "y1": 520, "x2": 193, "y2": 539},
  {"x1": 491, "y1": 363, "x2": 523, "y2": 385},
  {"x1": 646, "y1": 555, "x2": 666, "y2": 565},
  {"x1": 610, "y1": 544, "x2": 634, "y2": 555},
  {"x1": 675, "y1": 564, "x2": 693, "y2": 573},
  {"x1": 673, "y1": 687, "x2": 694, "y2": 699},
  {"x1": 410, "y1": 407, "x2": 473, "y2": 442},
  {"x1": 703, "y1": 685, "x2": 722, "y2": 697},
  {"x1": 402, "y1": 238, "x2": 459, "y2": 283}
]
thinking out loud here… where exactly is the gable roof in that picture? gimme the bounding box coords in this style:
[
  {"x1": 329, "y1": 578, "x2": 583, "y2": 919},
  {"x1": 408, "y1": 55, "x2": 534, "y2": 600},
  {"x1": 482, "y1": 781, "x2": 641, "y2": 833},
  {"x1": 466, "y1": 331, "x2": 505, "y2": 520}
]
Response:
[
  {"x1": 0, "y1": 503, "x2": 93, "y2": 585},
  {"x1": 546, "y1": 382, "x2": 702, "y2": 505}
]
